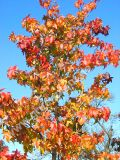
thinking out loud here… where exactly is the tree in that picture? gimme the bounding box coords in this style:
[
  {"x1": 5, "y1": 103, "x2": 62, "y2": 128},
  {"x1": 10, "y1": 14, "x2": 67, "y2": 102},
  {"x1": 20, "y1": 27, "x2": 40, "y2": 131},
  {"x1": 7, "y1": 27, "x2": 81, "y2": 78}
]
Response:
[{"x1": 0, "y1": 0, "x2": 120, "y2": 159}]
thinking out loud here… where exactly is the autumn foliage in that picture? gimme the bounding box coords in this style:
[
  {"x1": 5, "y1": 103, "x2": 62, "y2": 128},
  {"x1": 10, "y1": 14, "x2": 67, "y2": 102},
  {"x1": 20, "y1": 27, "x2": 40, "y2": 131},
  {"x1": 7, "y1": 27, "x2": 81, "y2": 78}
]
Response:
[{"x1": 0, "y1": 0, "x2": 120, "y2": 159}]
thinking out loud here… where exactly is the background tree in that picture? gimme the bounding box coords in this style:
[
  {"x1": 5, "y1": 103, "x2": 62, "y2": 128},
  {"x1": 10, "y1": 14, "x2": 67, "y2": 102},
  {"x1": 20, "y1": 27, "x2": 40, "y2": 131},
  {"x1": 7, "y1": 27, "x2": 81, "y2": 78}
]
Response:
[
  {"x1": 0, "y1": 139, "x2": 26, "y2": 159},
  {"x1": 0, "y1": 0, "x2": 120, "y2": 159},
  {"x1": 83, "y1": 112, "x2": 120, "y2": 156}
]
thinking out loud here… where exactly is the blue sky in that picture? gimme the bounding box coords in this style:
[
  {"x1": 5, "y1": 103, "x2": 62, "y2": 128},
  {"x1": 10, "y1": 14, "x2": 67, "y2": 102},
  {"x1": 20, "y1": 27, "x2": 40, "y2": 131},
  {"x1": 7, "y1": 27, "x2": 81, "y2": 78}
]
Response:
[{"x1": 0, "y1": 0, "x2": 120, "y2": 156}]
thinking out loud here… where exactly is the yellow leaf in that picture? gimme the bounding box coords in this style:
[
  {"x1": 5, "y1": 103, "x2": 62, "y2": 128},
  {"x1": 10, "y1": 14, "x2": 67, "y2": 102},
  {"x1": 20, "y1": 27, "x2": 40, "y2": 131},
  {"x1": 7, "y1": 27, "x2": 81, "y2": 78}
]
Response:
[
  {"x1": 66, "y1": 120, "x2": 73, "y2": 127},
  {"x1": 40, "y1": 147, "x2": 44, "y2": 155},
  {"x1": 3, "y1": 130, "x2": 11, "y2": 142}
]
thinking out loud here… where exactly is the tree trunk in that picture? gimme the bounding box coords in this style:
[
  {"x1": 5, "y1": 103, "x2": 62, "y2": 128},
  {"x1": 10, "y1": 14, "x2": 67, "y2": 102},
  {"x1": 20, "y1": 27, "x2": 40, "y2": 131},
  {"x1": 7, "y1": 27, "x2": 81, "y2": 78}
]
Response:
[{"x1": 52, "y1": 149, "x2": 56, "y2": 160}]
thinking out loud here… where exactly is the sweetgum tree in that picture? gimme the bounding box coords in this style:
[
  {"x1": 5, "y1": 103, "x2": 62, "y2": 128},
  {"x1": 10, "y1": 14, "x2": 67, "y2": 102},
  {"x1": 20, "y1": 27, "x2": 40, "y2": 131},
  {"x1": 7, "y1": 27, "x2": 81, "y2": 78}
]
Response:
[{"x1": 0, "y1": 0, "x2": 120, "y2": 159}]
